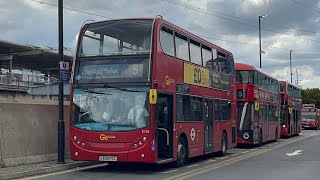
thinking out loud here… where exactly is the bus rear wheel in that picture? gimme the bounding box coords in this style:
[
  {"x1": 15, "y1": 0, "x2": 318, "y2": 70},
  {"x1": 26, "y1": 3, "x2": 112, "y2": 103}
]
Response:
[{"x1": 175, "y1": 137, "x2": 188, "y2": 167}]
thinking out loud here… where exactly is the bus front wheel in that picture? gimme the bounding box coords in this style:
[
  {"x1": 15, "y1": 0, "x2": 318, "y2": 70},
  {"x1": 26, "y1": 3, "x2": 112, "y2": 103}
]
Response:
[{"x1": 175, "y1": 137, "x2": 188, "y2": 167}]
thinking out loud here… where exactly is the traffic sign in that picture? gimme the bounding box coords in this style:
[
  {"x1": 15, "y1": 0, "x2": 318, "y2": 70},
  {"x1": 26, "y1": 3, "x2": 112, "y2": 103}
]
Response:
[{"x1": 60, "y1": 61, "x2": 69, "y2": 83}]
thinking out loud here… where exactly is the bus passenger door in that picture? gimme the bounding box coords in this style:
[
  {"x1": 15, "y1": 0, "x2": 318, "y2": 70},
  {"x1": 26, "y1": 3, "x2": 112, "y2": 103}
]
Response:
[
  {"x1": 204, "y1": 98, "x2": 214, "y2": 154},
  {"x1": 157, "y1": 94, "x2": 173, "y2": 160}
]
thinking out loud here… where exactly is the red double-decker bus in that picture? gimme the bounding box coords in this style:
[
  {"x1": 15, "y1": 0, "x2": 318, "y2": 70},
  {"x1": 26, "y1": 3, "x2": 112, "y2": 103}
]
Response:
[
  {"x1": 301, "y1": 104, "x2": 320, "y2": 130},
  {"x1": 279, "y1": 81, "x2": 302, "y2": 137},
  {"x1": 70, "y1": 17, "x2": 237, "y2": 167},
  {"x1": 235, "y1": 63, "x2": 279, "y2": 146}
]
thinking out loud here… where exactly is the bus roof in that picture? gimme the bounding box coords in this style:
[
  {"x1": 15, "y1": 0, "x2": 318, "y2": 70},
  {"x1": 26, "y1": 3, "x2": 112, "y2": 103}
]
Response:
[
  {"x1": 279, "y1": 80, "x2": 301, "y2": 89},
  {"x1": 82, "y1": 17, "x2": 233, "y2": 56},
  {"x1": 235, "y1": 62, "x2": 277, "y2": 81}
]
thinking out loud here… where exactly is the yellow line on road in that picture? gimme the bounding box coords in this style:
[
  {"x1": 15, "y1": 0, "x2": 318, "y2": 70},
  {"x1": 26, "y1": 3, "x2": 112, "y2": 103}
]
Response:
[
  {"x1": 163, "y1": 133, "x2": 318, "y2": 180},
  {"x1": 204, "y1": 159, "x2": 216, "y2": 163}
]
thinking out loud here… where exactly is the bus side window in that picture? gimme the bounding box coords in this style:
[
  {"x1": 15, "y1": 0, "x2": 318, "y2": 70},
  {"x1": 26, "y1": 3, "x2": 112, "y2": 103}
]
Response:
[
  {"x1": 217, "y1": 52, "x2": 227, "y2": 74},
  {"x1": 190, "y1": 39, "x2": 202, "y2": 66},
  {"x1": 175, "y1": 32, "x2": 189, "y2": 61},
  {"x1": 160, "y1": 26, "x2": 175, "y2": 57},
  {"x1": 202, "y1": 45, "x2": 213, "y2": 70},
  {"x1": 214, "y1": 99, "x2": 220, "y2": 121},
  {"x1": 226, "y1": 55, "x2": 234, "y2": 75},
  {"x1": 176, "y1": 94, "x2": 190, "y2": 122},
  {"x1": 191, "y1": 96, "x2": 203, "y2": 121}
]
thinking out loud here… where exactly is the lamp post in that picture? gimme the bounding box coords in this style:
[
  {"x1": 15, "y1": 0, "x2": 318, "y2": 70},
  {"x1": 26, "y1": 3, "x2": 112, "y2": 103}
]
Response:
[
  {"x1": 290, "y1": 50, "x2": 293, "y2": 84},
  {"x1": 259, "y1": 15, "x2": 269, "y2": 68},
  {"x1": 58, "y1": 0, "x2": 65, "y2": 164},
  {"x1": 296, "y1": 68, "x2": 299, "y2": 86}
]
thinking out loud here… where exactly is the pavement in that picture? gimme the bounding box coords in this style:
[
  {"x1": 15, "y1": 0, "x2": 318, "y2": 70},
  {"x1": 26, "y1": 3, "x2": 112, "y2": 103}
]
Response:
[
  {"x1": 0, "y1": 159, "x2": 99, "y2": 180},
  {"x1": 1, "y1": 130, "x2": 318, "y2": 180}
]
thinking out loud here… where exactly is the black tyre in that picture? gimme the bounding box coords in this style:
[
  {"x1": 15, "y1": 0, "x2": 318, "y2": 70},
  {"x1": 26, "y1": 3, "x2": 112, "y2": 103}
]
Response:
[
  {"x1": 219, "y1": 132, "x2": 228, "y2": 156},
  {"x1": 175, "y1": 137, "x2": 188, "y2": 167}
]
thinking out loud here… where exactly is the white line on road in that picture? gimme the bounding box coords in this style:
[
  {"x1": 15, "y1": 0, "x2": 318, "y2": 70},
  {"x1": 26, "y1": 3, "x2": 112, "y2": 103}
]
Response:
[
  {"x1": 19, "y1": 163, "x2": 109, "y2": 180},
  {"x1": 187, "y1": 164, "x2": 200, "y2": 168}
]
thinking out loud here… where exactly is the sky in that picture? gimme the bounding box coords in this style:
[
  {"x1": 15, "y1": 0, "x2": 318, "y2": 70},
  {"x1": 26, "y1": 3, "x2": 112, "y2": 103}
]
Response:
[{"x1": 1, "y1": 0, "x2": 320, "y2": 88}]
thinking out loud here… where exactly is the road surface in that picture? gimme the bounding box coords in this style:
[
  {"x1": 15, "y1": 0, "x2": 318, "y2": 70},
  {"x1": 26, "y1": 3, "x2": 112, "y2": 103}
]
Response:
[{"x1": 21, "y1": 130, "x2": 320, "y2": 180}]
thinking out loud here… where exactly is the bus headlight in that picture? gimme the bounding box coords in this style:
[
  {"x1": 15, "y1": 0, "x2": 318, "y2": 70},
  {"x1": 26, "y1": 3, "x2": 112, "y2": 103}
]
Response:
[
  {"x1": 282, "y1": 125, "x2": 286, "y2": 128},
  {"x1": 243, "y1": 132, "x2": 250, "y2": 140}
]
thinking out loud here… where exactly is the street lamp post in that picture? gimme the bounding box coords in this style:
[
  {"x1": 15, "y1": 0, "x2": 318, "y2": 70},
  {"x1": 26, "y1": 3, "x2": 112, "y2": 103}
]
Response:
[
  {"x1": 58, "y1": 0, "x2": 65, "y2": 164},
  {"x1": 258, "y1": 15, "x2": 268, "y2": 68},
  {"x1": 290, "y1": 50, "x2": 293, "y2": 84}
]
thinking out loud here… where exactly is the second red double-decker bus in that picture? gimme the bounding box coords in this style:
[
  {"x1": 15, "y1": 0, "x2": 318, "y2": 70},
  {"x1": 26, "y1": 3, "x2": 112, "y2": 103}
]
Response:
[
  {"x1": 302, "y1": 104, "x2": 320, "y2": 130},
  {"x1": 70, "y1": 17, "x2": 237, "y2": 167},
  {"x1": 279, "y1": 81, "x2": 302, "y2": 137},
  {"x1": 235, "y1": 63, "x2": 279, "y2": 146}
]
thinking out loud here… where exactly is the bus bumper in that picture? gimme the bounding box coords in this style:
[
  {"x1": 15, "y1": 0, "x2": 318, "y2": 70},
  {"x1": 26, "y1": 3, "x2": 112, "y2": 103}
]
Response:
[{"x1": 70, "y1": 140, "x2": 156, "y2": 163}]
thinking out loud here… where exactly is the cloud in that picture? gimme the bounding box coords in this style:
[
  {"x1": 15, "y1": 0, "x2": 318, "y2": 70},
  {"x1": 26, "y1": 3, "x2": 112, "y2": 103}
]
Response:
[{"x1": 1, "y1": 0, "x2": 320, "y2": 88}]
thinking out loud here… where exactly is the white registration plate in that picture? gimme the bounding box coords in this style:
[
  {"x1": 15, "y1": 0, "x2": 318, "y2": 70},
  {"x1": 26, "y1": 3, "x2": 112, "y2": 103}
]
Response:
[
  {"x1": 99, "y1": 156, "x2": 117, "y2": 162},
  {"x1": 304, "y1": 126, "x2": 309, "y2": 128}
]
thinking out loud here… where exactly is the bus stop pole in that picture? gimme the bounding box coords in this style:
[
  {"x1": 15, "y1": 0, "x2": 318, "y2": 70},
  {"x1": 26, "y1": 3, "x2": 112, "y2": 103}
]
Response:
[{"x1": 58, "y1": 0, "x2": 65, "y2": 164}]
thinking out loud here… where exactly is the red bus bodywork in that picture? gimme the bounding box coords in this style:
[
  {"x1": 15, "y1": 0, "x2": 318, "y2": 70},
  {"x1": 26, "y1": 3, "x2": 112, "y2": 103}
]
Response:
[
  {"x1": 279, "y1": 81, "x2": 302, "y2": 137},
  {"x1": 70, "y1": 17, "x2": 237, "y2": 165},
  {"x1": 301, "y1": 104, "x2": 320, "y2": 130},
  {"x1": 235, "y1": 63, "x2": 280, "y2": 146}
]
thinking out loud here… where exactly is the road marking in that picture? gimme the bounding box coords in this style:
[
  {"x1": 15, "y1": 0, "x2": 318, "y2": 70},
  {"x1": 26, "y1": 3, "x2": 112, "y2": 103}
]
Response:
[
  {"x1": 204, "y1": 159, "x2": 216, "y2": 163},
  {"x1": 164, "y1": 133, "x2": 318, "y2": 180},
  {"x1": 160, "y1": 169, "x2": 178, "y2": 174},
  {"x1": 217, "y1": 156, "x2": 228, "y2": 160},
  {"x1": 286, "y1": 150, "x2": 303, "y2": 156},
  {"x1": 187, "y1": 164, "x2": 199, "y2": 168},
  {"x1": 20, "y1": 163, "x2": 109, "y2": 180},
  {"x1": 231, "y1": 154, "x2": 238, "y2": 157},
  {"x1": 241, "y1": 151, "x2": 249, "y2": 154}
]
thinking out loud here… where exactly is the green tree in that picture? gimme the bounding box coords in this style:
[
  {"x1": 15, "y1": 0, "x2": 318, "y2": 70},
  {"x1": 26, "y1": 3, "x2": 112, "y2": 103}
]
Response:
[{"x1": 302, "y1": 88, "x2": 320, "y2": 108}]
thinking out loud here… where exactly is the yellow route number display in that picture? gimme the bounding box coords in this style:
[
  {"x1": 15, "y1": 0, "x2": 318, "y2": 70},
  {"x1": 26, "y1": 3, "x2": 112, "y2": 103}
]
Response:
[{"x1": 184, "y1": 63, "x2": 209, "y2": 87}]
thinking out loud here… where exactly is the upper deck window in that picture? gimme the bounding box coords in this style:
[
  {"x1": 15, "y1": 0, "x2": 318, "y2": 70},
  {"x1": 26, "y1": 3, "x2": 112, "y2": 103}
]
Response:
[
  {"x1": 236, "y1": 70, "x2": 252, "y2": 84},
  {"x1": 175, "y1": 32, "x2": 189, "y2": 61},
  {"x1": 190, "y1": 39, "x2": 202, "y2": 65},
  {"x1": 160, "y1": 26, "x2": 175, "y2": 56},
  {"x1": 79, "y1": 20, "x2": 153, "y2": 57},
  {"x1": 202, "y1": 45, "x2": 213, "y2": 69}
]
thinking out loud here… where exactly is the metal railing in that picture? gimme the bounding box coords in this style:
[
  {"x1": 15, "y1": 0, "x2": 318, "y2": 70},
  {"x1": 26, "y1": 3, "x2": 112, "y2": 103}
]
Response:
[{"x1": 0, "y1": 73, "x2": 59, "y2": 91}]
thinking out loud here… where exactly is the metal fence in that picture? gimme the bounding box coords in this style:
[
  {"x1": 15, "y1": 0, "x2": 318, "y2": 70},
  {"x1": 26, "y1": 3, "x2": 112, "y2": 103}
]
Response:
[{"x1": 0, "y1": 73, "x2": 59, "y2": 91}]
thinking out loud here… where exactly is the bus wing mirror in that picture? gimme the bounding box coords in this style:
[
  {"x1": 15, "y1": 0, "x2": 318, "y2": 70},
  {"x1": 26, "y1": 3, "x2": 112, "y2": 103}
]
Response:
[{"x1": 149, "y1": 89, "x2": 157, "y2": 105}]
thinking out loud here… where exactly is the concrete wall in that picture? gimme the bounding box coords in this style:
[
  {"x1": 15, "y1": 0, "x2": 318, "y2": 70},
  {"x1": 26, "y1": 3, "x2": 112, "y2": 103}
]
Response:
[{"x1": 0, "y1": 98, "x2": 70, "y2": 167}]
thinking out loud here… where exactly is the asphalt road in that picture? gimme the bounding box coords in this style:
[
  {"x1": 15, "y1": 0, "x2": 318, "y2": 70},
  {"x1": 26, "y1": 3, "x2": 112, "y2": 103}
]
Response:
[{"x1": 21, "y1": 130, "x2": 320, "y2": 180}]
